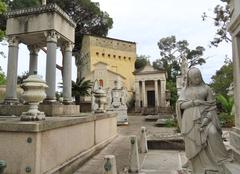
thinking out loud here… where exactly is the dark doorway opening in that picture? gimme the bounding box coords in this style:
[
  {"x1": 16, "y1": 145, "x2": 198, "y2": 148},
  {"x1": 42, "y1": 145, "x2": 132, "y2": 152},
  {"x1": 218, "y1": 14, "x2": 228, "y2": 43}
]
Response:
[{"x1": 147, "y1": 91, "x2": 155, "y2": 107}]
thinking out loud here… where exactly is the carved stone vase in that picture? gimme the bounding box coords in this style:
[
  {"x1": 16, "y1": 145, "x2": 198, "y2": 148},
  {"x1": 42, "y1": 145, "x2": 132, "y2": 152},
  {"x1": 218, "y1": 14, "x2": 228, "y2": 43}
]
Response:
[
  {"x1": 20, "y1": 74, "x2": 48, "y2": 121},
  {"x1": 94, "y1": 87, "x2": 107, "y2": 113}
]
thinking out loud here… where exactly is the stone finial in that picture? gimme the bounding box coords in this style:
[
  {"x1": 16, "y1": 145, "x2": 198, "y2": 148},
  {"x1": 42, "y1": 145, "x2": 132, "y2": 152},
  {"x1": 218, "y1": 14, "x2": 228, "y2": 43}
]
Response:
[
  {"x1": 129, "y1": 135, "x2": 140, "y2": 173},
  {"x1": 42, "y1": 0, "x2": 47, "y2": 5},
  {"x1": 139, "y1": 127, "x2": 148, "y2": 153},
  {"x1": 103, "y1": 155, "x2": 117, "y2": 174}
]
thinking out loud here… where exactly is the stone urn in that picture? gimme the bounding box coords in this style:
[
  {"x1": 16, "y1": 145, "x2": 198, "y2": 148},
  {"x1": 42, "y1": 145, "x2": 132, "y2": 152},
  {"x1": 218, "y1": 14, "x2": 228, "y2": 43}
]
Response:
[
  {"x1": 94, "y1": 87, "x2": 107, "y2": 113},
  {"x1": 20, "y1": 74, "x2": 48, "y2": 121}
]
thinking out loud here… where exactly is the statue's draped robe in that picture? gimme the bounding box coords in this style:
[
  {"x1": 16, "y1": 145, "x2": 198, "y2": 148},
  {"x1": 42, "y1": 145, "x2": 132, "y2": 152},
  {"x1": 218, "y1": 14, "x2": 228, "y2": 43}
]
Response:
[{"x1": 176, "y1": 85, "x2": 230, "y2": 173}]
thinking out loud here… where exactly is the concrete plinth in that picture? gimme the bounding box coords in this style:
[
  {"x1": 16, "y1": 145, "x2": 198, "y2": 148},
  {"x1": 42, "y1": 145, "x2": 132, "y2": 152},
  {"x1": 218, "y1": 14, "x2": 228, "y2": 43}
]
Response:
[
  {"x1": 229, "y1": 127, "x2": 240, "y2": 162},
  {"x1": 103, "y1": 155, "x2": 117, "y2": 174},
  {"x1": 0, "y1": 113, "x2": 117, "y2": 174},
  {"x1": 129, "y1": 135, "x2": 140, "y2": 173},
  {"x1": 139, "y1": 127, "x2": 148, "y2": 153},
  {"x1": 0, "y1": 104, "x2": 80, "y2": 116}
]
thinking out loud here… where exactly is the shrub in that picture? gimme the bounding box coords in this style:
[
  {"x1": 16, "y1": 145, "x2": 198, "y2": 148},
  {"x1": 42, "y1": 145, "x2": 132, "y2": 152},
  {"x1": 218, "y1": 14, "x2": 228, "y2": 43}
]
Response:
[{"x1": 218, "y1": 112, "x2": 235, "y2": 128}]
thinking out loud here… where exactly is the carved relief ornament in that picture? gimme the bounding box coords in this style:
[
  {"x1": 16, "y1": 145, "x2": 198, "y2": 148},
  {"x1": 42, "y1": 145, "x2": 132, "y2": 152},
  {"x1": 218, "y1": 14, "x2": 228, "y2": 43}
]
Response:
[
  {"x1": 8, "y1": 36, "x2": 19, "y2": 47},
  {"x1": 45, "y1": 31, "x2": 59, "y2": 43}
]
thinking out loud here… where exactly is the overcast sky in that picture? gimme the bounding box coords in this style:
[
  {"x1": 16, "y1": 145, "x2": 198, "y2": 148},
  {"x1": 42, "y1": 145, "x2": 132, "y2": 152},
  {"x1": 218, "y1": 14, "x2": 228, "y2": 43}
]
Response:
[
  {"x1": 0, "y1": 0, "x2": 232, "y2": 87},
  {"x1": 93, "y1": 0, "x2": 232, "y2": 83}
]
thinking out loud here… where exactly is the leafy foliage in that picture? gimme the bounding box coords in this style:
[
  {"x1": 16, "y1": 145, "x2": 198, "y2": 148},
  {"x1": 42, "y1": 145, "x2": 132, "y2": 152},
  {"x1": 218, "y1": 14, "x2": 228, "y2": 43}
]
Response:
[
  {"x1": 153, "y1": 36, "x2": 205, "y2": 81},
  {"x1": 72, "y1": 77, "x2": 92, "y2": 104},
  {"x1": 58, "y1": 77, "x2": 92, "y2": 104},
  {"x1": 202, "y1": 0, "x2": 231, "y2": 47},
  {"x1": 216, "y1": 94, "x2": 234, "y2": 115},
  {"x1": 0, "y1": 70, "x2": 6, "y2": 85},
  {"x1": 153, "y1": 36, "x2": 206, "y2": 107},
  {"x1": 166, "y1": 81, "x2": 177, "y2": 107},
  {"x1": 135, "y1": 55, "x2": 150, "y2": 70},
  {"x1": 210, "y1": 58, "x2": 233, "y2": 97},
  {"x1": 219, "y1": 112, "x2": 234, "y2": 128},
  {"x1": 0, "y1": 0, "x2": 7, "y2": 41},
  {"x1": 163, "y1": 118, "x2": 177, "y2": 128}
]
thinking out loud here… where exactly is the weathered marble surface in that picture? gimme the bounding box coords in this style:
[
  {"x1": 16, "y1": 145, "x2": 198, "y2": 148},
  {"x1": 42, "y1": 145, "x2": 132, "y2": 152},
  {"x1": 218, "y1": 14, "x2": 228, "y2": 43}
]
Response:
[{"x1": 176, "y1": 67, "x2": 232, "y2": 174}]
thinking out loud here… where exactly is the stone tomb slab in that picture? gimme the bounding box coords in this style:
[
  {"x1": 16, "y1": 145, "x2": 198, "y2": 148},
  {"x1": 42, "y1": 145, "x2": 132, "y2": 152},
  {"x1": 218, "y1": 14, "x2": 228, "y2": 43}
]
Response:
[{"x1": 141, "y1": 150, "x2": 187, "y2": 174}]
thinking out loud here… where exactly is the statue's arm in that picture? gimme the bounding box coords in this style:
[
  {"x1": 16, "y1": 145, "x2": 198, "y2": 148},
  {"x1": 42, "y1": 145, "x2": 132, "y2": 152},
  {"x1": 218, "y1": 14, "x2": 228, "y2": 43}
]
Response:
[{"x1": 180, "y1": 100, "x2": 194, "y2": 109}]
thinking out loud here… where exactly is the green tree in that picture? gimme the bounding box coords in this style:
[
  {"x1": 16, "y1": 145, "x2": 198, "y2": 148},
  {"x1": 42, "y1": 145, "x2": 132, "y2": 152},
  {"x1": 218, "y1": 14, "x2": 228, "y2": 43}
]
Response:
[
  {"x1": 210, "y1": 57, "x2": 233, "y2": 97},
  {"x1": 0, "y1": 69, "x2": 6, "y2": 85},
  {"x1": 216, "y1": 94, "x2": 235, "y2": 127},
  {"x1": 72, "y1": 77, "x2": 92, "y2": 104},
  {"x1": 202, "y1": 0, "x2": 231, "y2": 47},
  {"x1": 153, "y1": 35, "x2": 206, "y2": 81},
  {"x1": 216, "y1": 94, "x2": 234, "y2": 115},
  {"x1": 153, "y1": 35, "x2": 206, "y2": 107},
  {"x1": 0, "y1": 0, "x2": 7, "y2": 41},
  {"x1": 58, "y1": 77, "x2": 92, "y2": 104},
  {"x1": 135, "y1": 55, "x2": 150, "y2": 70}
]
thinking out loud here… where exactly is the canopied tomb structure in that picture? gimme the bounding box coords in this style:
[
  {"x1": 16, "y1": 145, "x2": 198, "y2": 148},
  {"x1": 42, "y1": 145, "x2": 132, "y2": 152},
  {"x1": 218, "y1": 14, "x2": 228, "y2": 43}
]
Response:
[
  {"x1": 228, "y1": 0, "x2": 240, "y2": 163},
  {"x1": 0, "y1": 2, "x2": 117, "y2": 174},
  {"x1": 4, "y1": 3, "x2": 75, "y2": 104},
  {"x1": 134, "y1": 63, "x2": 170, "y2": 114}
]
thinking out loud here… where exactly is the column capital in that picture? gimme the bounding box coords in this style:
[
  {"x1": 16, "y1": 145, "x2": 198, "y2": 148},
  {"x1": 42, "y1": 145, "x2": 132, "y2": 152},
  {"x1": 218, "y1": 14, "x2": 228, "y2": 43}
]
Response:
[
  {"x1": 63, "y1": 42, "x2": 74, "y2": 52},
  {"x1": 45, "y1": 31, "x2": 59, "y2": 43},
  {"x1": 28, "y1": 45, "x2": 40, "y2": 55},
  {"x1": 8, "y1": 36, "x2": 19, "y2": 47}
]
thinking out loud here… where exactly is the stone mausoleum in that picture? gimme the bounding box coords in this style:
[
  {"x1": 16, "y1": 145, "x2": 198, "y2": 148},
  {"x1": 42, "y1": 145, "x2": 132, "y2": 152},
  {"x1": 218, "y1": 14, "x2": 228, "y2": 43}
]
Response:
[
  {"x1": 79, "y1": 34, "x2": 136, "y2": 101},
  {"x1": 134, "y1": 63, "x2": 170, "y2": 114}
]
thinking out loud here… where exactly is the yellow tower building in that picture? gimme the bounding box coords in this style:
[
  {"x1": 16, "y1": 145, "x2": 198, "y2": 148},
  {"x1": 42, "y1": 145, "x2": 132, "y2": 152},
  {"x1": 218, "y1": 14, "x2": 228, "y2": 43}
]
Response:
[{"x1": 80, "y1": 35, "x2": 136, "y2": 100}]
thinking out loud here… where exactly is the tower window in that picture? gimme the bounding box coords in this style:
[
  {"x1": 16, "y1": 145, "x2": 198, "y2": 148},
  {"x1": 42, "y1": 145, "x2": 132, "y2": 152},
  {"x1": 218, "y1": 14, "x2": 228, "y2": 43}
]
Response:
[{"x1": 99, "y1": 79, "x2": 104, "y2": 87}]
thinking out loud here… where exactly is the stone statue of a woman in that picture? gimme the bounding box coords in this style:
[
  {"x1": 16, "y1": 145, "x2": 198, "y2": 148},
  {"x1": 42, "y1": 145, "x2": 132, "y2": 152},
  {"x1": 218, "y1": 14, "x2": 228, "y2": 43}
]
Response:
[{"x1": 176, "y1": 67, "x2": 232, "y2": 174}]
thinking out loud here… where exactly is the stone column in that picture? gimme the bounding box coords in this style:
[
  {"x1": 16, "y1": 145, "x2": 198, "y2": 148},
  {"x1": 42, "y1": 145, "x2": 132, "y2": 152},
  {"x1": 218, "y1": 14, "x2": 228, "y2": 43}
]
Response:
[
  {"x1": 135, "y1": 80, "x2": 140, "y2": 111},
  {"x1": 228, "y1": 0, "x2": 240, "y2": 163},
  {"x1": 63, "y1": 42, "x2": 73, "y2": 104},
  {"x1": 142, "y1": 80, "x2": 147, "y2": 107},
  {"x1": 4, "y1": 36, "x2": 19, "y2": 104},
  {"x1": 160, "y1": 80, "x2": 166, "y2": 107},
  {"x1": 232, "y1": 37, "x2": 240, "y2": 127},
  {"x1": 28, "y1": 45, "x2": 40, "y2": 75},
  {"x1": 154, "y1": 80, "x2": 159, "y2": 109},
  {"x1": 45, "y1": 31, "x2": 58, "y2": 102}
]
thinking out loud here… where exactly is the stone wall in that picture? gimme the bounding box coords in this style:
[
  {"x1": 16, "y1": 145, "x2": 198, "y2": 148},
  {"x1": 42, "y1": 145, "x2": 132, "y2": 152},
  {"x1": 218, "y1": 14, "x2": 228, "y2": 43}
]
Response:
[{"x1": 0, "y1": 113, "x2": 117, "y2": 174}]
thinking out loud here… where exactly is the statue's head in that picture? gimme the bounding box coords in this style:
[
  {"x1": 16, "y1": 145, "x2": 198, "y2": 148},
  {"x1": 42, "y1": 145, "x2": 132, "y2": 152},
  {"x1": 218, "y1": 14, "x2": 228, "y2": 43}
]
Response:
[{"x1": 187, "y1": 67, "x2": 204, "y2": 86}]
